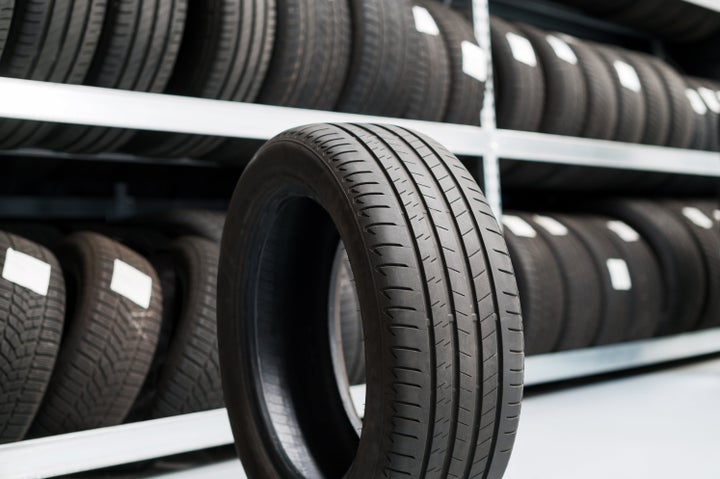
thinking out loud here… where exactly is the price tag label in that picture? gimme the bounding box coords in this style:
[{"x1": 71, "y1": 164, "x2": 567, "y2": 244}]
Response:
[
  {"x1": 462, "y1": 41, "x2": 487, "y2": 82},
  {"x1": 682, "y1": 206, "x2": 713, "y2": 229},
  {"x1": 2, "y1": 248, "x2": 51, "y2": 296},
  {"x1": 412, "y1": 6, "x2": 439, "y2": 36},
  {"x1": 613, "y1": 61, "x2": 641, "y2": 92},
  {"x1": 502, "y1": 215, "x2": 537, "y2": 238},
  {"x1": 606, "y1": 258, "x2": 632, "y2": 291},
  {"x1": 506, "y1": 32, "x2": 537, "y2": 67},
  {"x1": 546, "y1": 35, "x2": 577, "y2": 65},
  {"x1": 110, "y1": 259, "x2": 152, "y2": 309},
  {"x1": 686, "y1": 89, "x2": 708, "y2": 115},
  {"x1": 606, "y1": 220, "x2": 640, "y2": 242},
  {"x1": 533, "y1": 215, "x2": 568, "y2": 236},
  {"x1": 698, "y1": 87, "x2": 720, "y2": 113}
]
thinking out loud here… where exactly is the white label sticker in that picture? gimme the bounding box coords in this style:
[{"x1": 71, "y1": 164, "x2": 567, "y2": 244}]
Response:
[
  {"x1": 412, "y1": 6, "x2": 439, "y2": 36},
  {"x1": 606, "y1": 220, "x2": 640, "y2": 242},
  {"x1": 461, "y1": 41, "x2": 487, "y2": 82},
  {"x1": 506, "y1": 32, "x2": 537, "y2": 67},
  {"x1": 698, "y1": 87, "x2": 720, "y2": 113},
  {"x1": 613, "y1": 61, "x2": 641, "y2": 92},
  {"x1": 2, "y1": 248, "x2": 51, "y2": 296},
  {"x1": 110, "y1": 259, "x2": 152, "y2": 309},
  {"x1": 715, "y1": 209, "x2": 720, "y2": 222},
  {"x1": 606, "y1": 258, "x2": 632, "y2": 291},
  {"x1": 682, "y1": 206, "x2": 713, "y2": 229},
  {"x1": 502, "y1": 215, "x2": 537, "y2": 238},
  {"x1": 686, "y1": 89, "x2": 708, "y2": 115},
  {"x1": 533, "y1": 215, "x2": 568, "y2": 236},
  {"x1": 546, "y1": 35, "x2": 577, "y2": 65}
]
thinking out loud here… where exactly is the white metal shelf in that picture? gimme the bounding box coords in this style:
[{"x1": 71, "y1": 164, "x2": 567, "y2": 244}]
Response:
[{"x1": 0, "y1": 78, "x2": 717, "y2": 177}]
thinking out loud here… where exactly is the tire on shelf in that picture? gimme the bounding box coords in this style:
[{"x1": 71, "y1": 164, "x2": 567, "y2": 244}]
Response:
[
  {"x1": 0, "y1": 0, "x2": 13, "y2": 57},
  {"x1": 151, "y1": 236, "x2": 223, "y2": 418},
  {"x1": 524, "y1": 214, "x2": 600, "y2": 351},
  {"x1": 556, "y1": 215, "x2": 632, "y2": 346},
  {"x1": 683, "y1": 80, "x2": 712, "y2": 151},
  {"x1": 491, "y1": 17, "x2": 545, "y2": 132},
  {"x1": 336, "y1": 0, "x2": 418, "y2": 117},
  {"x1": 403, "y1": 1, "x2": 451, "y2": 122},
  {"x1": 40, "y1": 0, "x2": 187, "y2": 154},
  {"x1": 592, "y1": 200, "x2": 706, "y2": 335},
  {"x1": 0, "y1": 232, "x2": 65, "y2": 443},
  {"x1": 502, "y1": 213, "x2": 564, "y2": 355},
  {"x1": 126, "y1": 0, "x2": 276, "y2": 159},
  {"x1": 29, "y1": 232, "x2": 162, "y2": 436},
  {"x1": 646, "y1": 57, "x2": 694, "y2": 149},
  {"x1": 0, "y1": 0, "x2": 106, "y2": 149},
  {"x1": 690, "y1": 79, "x2": 720, "y2": 152},
  {"x1": 218, "y1": 123, "x2": 523, "y2": 479},
  {"x1": 593, "y1": 44, "x2": 646, "y2": 144},
  {"x1": 418, "y1": 0, "x2": 485, "y2": 125}
]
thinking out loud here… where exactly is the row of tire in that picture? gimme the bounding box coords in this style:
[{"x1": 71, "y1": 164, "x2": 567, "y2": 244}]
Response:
[
  {"x1": 0, "y1": 211, "x2": 225, "y2": 444},
  {"x1": 492, "y1": 17, "x2": 720, "y2": 151}
]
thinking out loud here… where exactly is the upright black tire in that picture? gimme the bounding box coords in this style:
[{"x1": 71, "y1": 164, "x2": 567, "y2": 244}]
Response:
[
  {"x1": 646, "y1": 57, "x2": 694, "y2": 149},
  {"x1": 336, "y1": 0, "x2": 418, "y2": 117},
  {"x1": 0, "y1": 0, "x2": 13, "y2": 57},
  {"x1": 524, "y1": 214, "x2": 601, "y2": 351},
  {"x1": 258, "y1": 0, "x2": 351, "y2": 109},
  {"x1": 30, "y1": 232, "x2": 162, "y2": 436},
  {"x1": 218, "y1": 123, "x2": 523, "y2": 479},
  {"x1": 40, "y1": 0, "x2": 187, "y2": 154},
  {"x1": 151, "y1": 237, "x2": 223, "y2": 417},
  {"x1": 502, "y1": 214, "x2": 564, "y2": 355},
  {"x1": 690, "y1": 79, "x2": 720, "y2": 152},
  {"x1": 419, "y1": 0, "x2": 485, "y2": 125},
  {"x1": 0, "y1": 232, "x2": 65, "y2": 443},
  {"x1": 491, "y1": 17, "x2": 545, "y2": 132},
  {"x1": 683, "y1": 82, "x2": 711, "y2": 150},
  {"x1": 593, "y1": 200, "x2": 706, "y2": 335}
]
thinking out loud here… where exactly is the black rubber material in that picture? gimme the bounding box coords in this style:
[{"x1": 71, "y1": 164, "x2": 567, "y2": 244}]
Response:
[
  {"x1": 646, "y1": 57, "x2": 694, "y2": 149},
  {"x1": 0, "y1": 232, "x2": 65, "y2": 443},
  {"x1": 491, "y1": 17, "x2": 544, "y2": 132},
  {"x1": 557, "y1": 215, "x2": 632, "y2": 346},
  {"x1": 218, "y1": 123, "x2": 523, "y2": 479},
  {"x1": 128, "y1": 210, "x2": 226, "y2": 243},
  {"x1": 592, "y1": 217, "x2": 662, "y2": 341},
  {"x1": 40, "y1": 0, "x2": 187, "y2": 154},
  {"x1": 258, "y1": 0, "x2": 351, "y2": 109},
  {"x1": 684, "y1": 80, "x2": 711, "y2": 151},
  {"x1": 30, "y1": 232, "x2": 162, "y2": 436},
  {"x1": 524, "y1": 214, "x2": 600, "y2": 351},
  {"x1": 516, "y1": 25, "x2": 586, "y2": 136},
  {"x1": 127, "y1": 0, "x2": 276, "y2": 159},
  {"x1": 0, "y1": 0, "x2": 13, "y2": 57},
  {"x1": 593, "y1": 200, "x2": 706, "y2": 335},
  {"x1": 419, "y1": 0, "x2": 483, "y2": 125},
  {"x1": 336, "y1": 0, "x2": 418, "y2": 117},
  {"x1": 691, "y1": 79, "x2": 720, "y2": 152},
  {"x1": 404, "y1": 2, "x2": 451, "y2": 121},
  {"x1": 0, "y1": 0, "x2": 106, "y2": 149},
  {"x1": 665, "y1": 201, "x2": 720, "y2": 330},
  {"x1": 594, "y1": 44, "x2": 646, "y2": 144},
  {"x1": 502, "y1": 214, "x2": 564, "y2": 355},
  {"x1": 151, "y1": 236, "x2": 223, "y2": 417},
  {"x1": 620, "y1": 51, "x2": 670, "y2": 146}
]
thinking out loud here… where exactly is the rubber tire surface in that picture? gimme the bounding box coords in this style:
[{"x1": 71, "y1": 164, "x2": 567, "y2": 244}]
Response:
[
  {"x1": 419, "y1": 0, "x2": 484, "y2": 125},
  {"x1": 128, "y1": 0, "x2": 276, "y2": 158},
  {"x1": 150, "y1": 237, "x2": 222, "y2": 417},
  {"x1": 0, "y1": 232, "x2": 65, "y2": 443},
  {"x1": 517, "y1": 25, "x2": 587, "y2": 136},
  {"x1": 502, "y1": 214, "x2": 564, "y2": 355},
  {"x1": 558, "y1": 215, "x2": 632, "y2": 346},
  {"x1": 0, "y1": 0, "x2": 13, "y2": 57},
  {"x1": 0, "y1": 0, "x2": 106, "y2": 149},
  {"x1": 30, "y1": 232, "x2": 162, "y2": 436},
  {"x1": 218, "y1": 123, "x2": 523, "y2": 479},
  {"x1": 336, "y1": 0, "x2": 418, "y2": 117},
  {"x1": 593, "y1": 200, "x2": 706, "y2": 335},
  {"x1": 647, "y1": 57, "x2": 694, "y2": 148},
  {"x1": 684, "y1": 80, "x2": 711, "y2": 151},
  {"x1": 491, "y1": 17, "x2": 545, "y2": 132},
  {"x1": 40, "y1": 0, "x2": 187, "y2": 154},
  {"x1": 258, "y1": 0, "x2": 350, "y2": 109},
  {"x1": 525, "y1": 214, "x2": 600, "y2": 351}
]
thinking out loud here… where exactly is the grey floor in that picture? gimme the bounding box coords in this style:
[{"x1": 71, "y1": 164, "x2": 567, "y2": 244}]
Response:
[{"x1": 146, "y1": 357, "x2": 720, "y2": 479}]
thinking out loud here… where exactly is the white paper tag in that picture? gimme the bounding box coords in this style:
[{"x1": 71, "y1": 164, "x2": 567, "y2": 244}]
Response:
[
  {"x1": 533, "y1": 215, "x2": 568, "y2": 236},
  {"x1": 606, "y1": 258, "x2": 632, "y2": 291},
  {"x1": 502, "y1": 215, "x2": 537, "y2": 238},
  {"x1": 110, "y1": 259, "x2": 152, "y2": 309},
  {"x1": 698, "y1": 87, "x2": 720, "y2": 113},
  {"x1": 546, "y1": 35, "x2": 577, "y2": 65},
  {"x1": 682, "y1": 206, "x2": 713, "y2": 229},
  {"x1": 606, "y1": 220, "x2": 640, "y2": 242},
  {"x1": 461, "y1": 41, "x2": 487, "y2": 82},
  {"x1": 506, "y1": 32, "x2": 537, "y2": 67},
  {"x1": 613, "y1": 61, "x2": 641, "y2": 93},
  {"x1": 412, "y1": 6, "x2": 439, "y2": 36},
  {"x1": 2, "y1": 248, "x2": 51, "y2": 296},
  {"x1": 686, "y1": 89, "x2": 708, "y2": 115},
  {"x1": 715, "y1": 209, "x2": 720, "y2": 222}
]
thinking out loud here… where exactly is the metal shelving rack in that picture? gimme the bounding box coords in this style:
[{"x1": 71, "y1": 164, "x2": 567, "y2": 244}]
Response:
[{"x1": 0, "y1": 0, "x2": 718, "y2": 476}]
